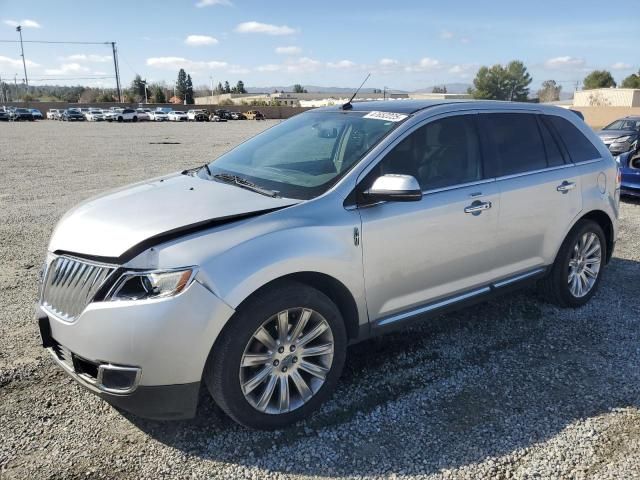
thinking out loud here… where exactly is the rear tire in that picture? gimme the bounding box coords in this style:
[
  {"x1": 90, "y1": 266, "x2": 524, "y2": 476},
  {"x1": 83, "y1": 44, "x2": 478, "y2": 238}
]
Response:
[
  {"x1": 540, "y1": 219, "x2": 606, "y2": 308},
  {"x1": 204, "y1": 281, "x2": 347, "y2": 430}
]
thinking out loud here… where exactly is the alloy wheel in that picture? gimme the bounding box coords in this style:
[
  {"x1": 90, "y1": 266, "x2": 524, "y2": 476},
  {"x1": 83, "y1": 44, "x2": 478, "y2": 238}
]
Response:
[
  {"x1": 568, "y1": 232, "x2": 602, "y2": 298},
  {"x1": 239, "y1": 308, "x2": 334, "y2": 414}
]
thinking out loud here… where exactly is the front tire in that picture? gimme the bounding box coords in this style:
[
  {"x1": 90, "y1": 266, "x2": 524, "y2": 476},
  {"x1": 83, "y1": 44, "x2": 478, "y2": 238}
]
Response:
[
  {"x1": 540, "y1": 219, "x2": 606, "y2": 308},
  {"x1": 204, "y1": 281, "x2": 347, "y2": 430}
]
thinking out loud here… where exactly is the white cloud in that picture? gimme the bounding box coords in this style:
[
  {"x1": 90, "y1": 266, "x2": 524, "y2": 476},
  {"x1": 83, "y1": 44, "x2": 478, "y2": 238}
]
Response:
[
  {"x1": 256, "y1": 64, "x2": 281, "y2": 72},
  {"x1": 4, "y1": 19, "x2": 41, "y2": 28},
  {"x1": 379, "y1": 58, "x2": 399, "y2": 67},
  {"x1": 275, "y1": 46, "x2": 302, "y2": 55},
  {"x1": 146, "y1": 56, "x2": 228, "y2": 71},
  {"x1": 327, "y1": 60, "x2": 356, "y2": 69},
  {"x1": 544, "y1": 56, "x2": 586, "y2": 70},
  {"x1": 0, "y1": 55, "x2": 39, "y2": 69},
  {"x1": 44, "y1": 63, "x2": 90, "y2": 75},
  {"x1": 440, "y1": 30, "x2": 454, "y2": 40},
  {"x1": 195, "y1": 0, "x2": 232, "y2": 7},
  {"x1": 235, "y1": 21, "x2": 297, "y2": 36},
  {"x1": 62, "y1": 54, "x2": 111, "y2": 63},
  {"x1": 285, "y1": 57, "x2": 321, "y2": 73},
  {"x1": 185, "y1": 34, "x2": 219, "y2": 46},
  {"x1": 611, "y1": 62, "x2": 632, "y2": 70},
  {"x1": 406, "y1": 57, "x2": 442, "y2": 72}
]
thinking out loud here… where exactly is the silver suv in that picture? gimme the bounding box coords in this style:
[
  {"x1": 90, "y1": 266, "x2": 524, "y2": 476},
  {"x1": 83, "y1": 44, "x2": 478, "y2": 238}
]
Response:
[{"x1": 37, "y1": 100, "x2": 619, "y2": 429}]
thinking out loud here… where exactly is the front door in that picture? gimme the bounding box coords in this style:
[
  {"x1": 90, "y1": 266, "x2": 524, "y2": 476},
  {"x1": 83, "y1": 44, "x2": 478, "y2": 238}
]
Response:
[{"x1": 357, "y1": 113, "x2": 499, "y2": 323}]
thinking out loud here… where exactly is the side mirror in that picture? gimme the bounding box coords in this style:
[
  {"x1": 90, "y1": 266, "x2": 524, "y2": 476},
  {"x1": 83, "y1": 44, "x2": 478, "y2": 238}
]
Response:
[{"x1": 365, "y1": 174, "x2": 422, "y2": 202}]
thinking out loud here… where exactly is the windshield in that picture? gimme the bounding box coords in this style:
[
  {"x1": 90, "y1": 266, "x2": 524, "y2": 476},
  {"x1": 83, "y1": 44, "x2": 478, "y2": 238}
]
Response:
[
  {"x1": 205, "y1": 110, "x2": 406, "y2": 199},
  {"x1": 604, "y1": 119, "x2": 640, "y2": 131}
]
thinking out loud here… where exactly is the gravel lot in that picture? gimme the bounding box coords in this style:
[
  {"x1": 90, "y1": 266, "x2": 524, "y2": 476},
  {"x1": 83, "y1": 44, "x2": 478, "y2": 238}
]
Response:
[{"x1": 1, "y1": 120, "x2": 639, "y2": 480}]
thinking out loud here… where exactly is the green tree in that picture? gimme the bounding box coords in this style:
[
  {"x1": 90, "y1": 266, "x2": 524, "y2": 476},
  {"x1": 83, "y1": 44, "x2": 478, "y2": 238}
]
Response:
[
  {"x1": 96, "y1": 92, "x2": 116, "y2": 102},
  {"x1": 582, "y1": 70, "x2": 616, "y2": 90},
  {"x1": 469, "y1": 60, "x2": 532, "y2": 101},
  {"x1": 293, "y1": 84, "x2": 307, "y2": 93},
  {"x1": 432, "y1": 85, "x2": 447, "y2": 93},
  {"x1": 537, "y1": 79, "x2": 562, "y2": 103},
  {"x1": 130, "y1": 75, "x2": 146, "y2": 102},
  {"x1": 236, "y1": 80, "x2": 246, "y2": 94},
  {"x1": 176, "y1": 69, "x2": 188, "y2": 101},
  {"x1": 185, "y1": 74, "x2": 194, "y2": 104},
  {"x1": 621, "y1": 70, "x2": 640, "y2": 89},
  {"x1": 216, "y1": 82, "x2": 224, "y2": 94},
  {"x1": 224, "y1": 81, "x2": 231, "y2": 93},
  {"x1": 152, "y1": 85, "x2": 166, "y2": 103}
]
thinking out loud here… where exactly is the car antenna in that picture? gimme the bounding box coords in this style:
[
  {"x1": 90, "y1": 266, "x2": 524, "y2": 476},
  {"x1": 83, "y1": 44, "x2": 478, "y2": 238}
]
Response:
[{"x1": 342, "y1": 73, "x2": 371, "y2": 110}]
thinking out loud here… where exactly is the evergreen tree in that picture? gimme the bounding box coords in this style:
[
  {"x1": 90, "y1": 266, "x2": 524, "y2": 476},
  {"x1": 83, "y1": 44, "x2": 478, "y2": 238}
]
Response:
[
  {"x1": 224, "y1": 81, "x2": 231, "y2": 93},
  {"x1": 176, "y1": 69, "x2": 188, "y2": 101},
  {"x1": 236, "y1": 80, "x2": 246, "y2": 94},
  {"x1": 152, "y1": 85, "x2": 166, "y2": 103},
  {"x1": 583, "y1": 70, "x2": 616, "y2": 90},
  {"x1": 185, "y1": 74, "x2": 195, "y2": 104}
]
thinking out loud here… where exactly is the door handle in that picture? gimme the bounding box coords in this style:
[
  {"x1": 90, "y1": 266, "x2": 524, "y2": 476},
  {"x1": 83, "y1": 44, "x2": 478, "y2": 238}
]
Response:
[
  {"x1": 464, "y1": 200, "x2": 492, "y2": 214},
  {"x1": 557, "y1": 181, "x2": 576, "y2": 193}
]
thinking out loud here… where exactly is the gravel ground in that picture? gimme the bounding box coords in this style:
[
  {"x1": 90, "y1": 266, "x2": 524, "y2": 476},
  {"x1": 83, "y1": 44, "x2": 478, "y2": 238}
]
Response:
[{"x1": 1, "y1": 120, "x2": 639, "y2": 480}]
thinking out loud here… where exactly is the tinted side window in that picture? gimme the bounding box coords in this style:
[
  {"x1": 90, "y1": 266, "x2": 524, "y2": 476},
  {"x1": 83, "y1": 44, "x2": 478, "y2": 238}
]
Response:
[
  {"x1": 376, "y1": 115, "x2": 482, "y2": 190},
  {"x1": 545, "y1": 115, "x2": 600, "y2": 162},
  {"x1": 538, "y1": 117, "x2": 565, "y2": 167},
  {"x1": 481, "y1": 113, "x2": 546, "y2": 176}
]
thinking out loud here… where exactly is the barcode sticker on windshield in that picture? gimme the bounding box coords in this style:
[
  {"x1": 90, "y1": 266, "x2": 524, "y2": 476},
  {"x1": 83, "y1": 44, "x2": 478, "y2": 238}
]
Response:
[{"x1": 363, "y1": 111, "x2": 408, "y2": 122}]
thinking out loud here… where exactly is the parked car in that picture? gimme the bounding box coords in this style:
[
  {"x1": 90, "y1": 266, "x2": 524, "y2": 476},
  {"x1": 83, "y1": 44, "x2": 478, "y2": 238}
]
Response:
[
  {"x1": 29, "y1": 109, "x2": 43, "y2": 120},
  {"x1": 244, "y1": 109, "x2": 265, "y2": 120},
  {"x1": 0, "y1": 110, "x2": 8, "y2": 121},
  {"x1": 85, "y1": 109, "x2": 105, "y2": 121},
  {"x1": 36, "y1": 100, "x2": 618, "y2": 430},
  {"x1": 10, "y1": 108, "x2": 34, "y2": 121},
  {"x1": 596, "y1": 116, "x2": 640, "y2": 157},
  {"x1": 106, "y1": 108, "x2": 138, "y2": 122},
  {"x1": 230, "y1": 111, "x2": 246, "y2": 120},
  {"x1": 46, "y1": 109, "x2": 60, "y2": 120},
  {"x1": 79, "y1": 108, "x2": 91, "y2": 117},
  {"x1": 135, "y1": 109, "x2": 151, "y2": 121},
  {"x1": 168, "y1": 111, "x2": 188, "y2": 122},
  {"x1": 213, "y1": 109, "x2": 233, "y2": 120},
  {"x1": 187, "y1": 109, "x2": 209, "y2": 122},
  {"x1": 103, "y1": 108, "x2": 122, "y2": 122},
  {"x1": 616, "y1": 150, "x2": 640, "y2": 198},
  {"x1": 149, "y1": 111, "x2": 169, "y2": 121},
  {"x1": 61, "y1": 109, "x2": 85, "y2": 121},
  {"x1": 210, "y1": 113, "x2": 227, "y2": 122}
]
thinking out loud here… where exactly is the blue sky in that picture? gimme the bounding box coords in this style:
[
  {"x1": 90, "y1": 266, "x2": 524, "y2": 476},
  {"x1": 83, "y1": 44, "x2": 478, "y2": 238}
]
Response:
[{"x1": 0, "y1": 0, "x2": 637, "y2": 91}]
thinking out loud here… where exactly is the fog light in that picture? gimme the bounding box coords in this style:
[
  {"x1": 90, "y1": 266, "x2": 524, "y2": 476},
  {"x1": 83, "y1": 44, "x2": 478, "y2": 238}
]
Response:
[{"x1": 97, "y1": 365, "x2": 141, "y2": 393}]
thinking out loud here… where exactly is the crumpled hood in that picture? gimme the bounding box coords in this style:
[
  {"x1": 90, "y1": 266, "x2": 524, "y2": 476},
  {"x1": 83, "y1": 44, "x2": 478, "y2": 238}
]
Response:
[
  {"x1": 597, "y1": 129, "x2": 637, "y2": 141},
  {"x1": 49, "y1": 173, "x2": 300, "y2": 260}
]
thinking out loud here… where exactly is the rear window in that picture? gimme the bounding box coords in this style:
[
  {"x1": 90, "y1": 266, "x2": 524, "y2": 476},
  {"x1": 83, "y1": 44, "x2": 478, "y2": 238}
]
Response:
[
  {"x1": 545, "y1": 115, "x2": 600, "y2": 163},
  {"x1": 480, "y1": 113, "x2": 547, "y2": 176}
]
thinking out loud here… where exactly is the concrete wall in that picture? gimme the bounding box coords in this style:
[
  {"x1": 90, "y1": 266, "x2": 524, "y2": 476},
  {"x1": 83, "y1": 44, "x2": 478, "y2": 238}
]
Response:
[
  {"x1": 2, "y1": 102, "x2": 312, "y2": 119},
  {"x1": 573, "y1": 89, "x2": 640, "y2": 107},
  {"x1": 570, "y1": 106, "x2": 640, "y2": 129}
]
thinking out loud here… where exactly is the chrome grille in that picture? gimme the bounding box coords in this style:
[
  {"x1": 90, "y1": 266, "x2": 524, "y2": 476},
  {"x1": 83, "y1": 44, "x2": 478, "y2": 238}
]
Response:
[{"x1": 41, "y1": 256, "x2": 117, "y2": 322}]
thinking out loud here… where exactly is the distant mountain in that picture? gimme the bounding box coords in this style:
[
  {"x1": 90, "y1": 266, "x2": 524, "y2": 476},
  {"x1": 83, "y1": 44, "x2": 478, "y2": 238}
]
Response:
[{"x1": 413, "y1": 83, "x2": 472, "y2": 94}]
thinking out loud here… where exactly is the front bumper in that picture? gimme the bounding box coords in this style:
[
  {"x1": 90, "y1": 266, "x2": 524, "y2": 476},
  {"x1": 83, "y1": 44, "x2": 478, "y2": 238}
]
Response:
[{"x1": 37, "y1": 279, "x2": 235, "y2": 419}]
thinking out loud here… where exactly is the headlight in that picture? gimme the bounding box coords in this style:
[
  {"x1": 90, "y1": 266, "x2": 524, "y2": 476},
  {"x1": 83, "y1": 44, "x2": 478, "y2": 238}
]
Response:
[
  {"x1": 615, "y1": 135, "x2": 632, "y2": 143},
  {"x1": 107, "y1": 268, "x2": 197, "y2": 301}
]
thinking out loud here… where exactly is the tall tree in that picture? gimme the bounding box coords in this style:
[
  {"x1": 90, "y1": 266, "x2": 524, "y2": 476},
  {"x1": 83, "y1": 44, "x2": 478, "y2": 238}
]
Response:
[
  {"x1": 293, "y1": 84, "x2": 307, "y2": 93},
  {"x1": 582, "y1": 70, "x2": 616, "y2": 90},
  {"x1": 185, "y1": 74, "x2": 195, "y2": 104},
  {"x1": 432, "y1": 85, "x2": 447, "y2": 93},
  {"x1": 130, "y1": 75, "x2": 146, "y2": 102},
  {"x1": 224, "y1": 81, "x2": 231, "y2": 93},
  {"x1": 621, "y1": 70, "x2": 640, "y2": 89},
  {"x1": 176, "y1": 69, "x2": 188, "y2": 101},
  {"x1": 152, "y1": 85, "x2": 166, "y2": 103},
  {"x1": 236, "y1": 80, "x2": 246, "y2": 94},
  {"x1": 469, "y1": 61, "x2": 532, "y2": 101},
  {"x1": 537, "y1": 79, "x2": 562, "y2": 103},
  {"x1": 216, "y1": 82, "x2": 224, "y2": 94}
]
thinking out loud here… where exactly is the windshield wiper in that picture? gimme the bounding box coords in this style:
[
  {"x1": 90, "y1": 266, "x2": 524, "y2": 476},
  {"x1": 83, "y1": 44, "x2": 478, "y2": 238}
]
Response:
[{"x1": 213, "y1": 173, "x2": 280, "y2": 198}]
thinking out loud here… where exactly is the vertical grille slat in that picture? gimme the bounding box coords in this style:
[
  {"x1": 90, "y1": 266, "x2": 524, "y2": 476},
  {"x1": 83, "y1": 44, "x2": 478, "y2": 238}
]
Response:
[{"x1": 41, "y1": 256, "x2": 117, "y2": 322}]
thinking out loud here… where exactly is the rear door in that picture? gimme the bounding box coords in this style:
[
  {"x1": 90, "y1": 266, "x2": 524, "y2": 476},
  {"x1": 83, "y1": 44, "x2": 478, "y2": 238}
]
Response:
[{"x1": 479, "y1": 111, "x2": 582, "y2": 279}]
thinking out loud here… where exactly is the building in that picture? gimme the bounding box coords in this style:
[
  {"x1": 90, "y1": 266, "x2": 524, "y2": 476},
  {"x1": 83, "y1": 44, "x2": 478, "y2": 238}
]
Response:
[
  {"x1": 195, "y1": 91, "x2": 410, "y2": 107},
  {"x1": 573, "y1": 88, "x2": 640, "y2": 107}
]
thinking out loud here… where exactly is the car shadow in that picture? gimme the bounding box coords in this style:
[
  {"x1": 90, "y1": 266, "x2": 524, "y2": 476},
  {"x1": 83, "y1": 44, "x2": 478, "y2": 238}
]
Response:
[{"x1": 125, "y1": 256, "x2": 640, "y2": 477}]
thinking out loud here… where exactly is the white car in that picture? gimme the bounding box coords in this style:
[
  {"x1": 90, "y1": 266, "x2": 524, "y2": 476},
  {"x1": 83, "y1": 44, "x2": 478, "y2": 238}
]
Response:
[
  {"x1": 135, "y1": 109, "x2": 151, "y2": 121},
  {"x1": 187, "y1": 109, "x2": 208, "y2": 121},
  {"x1": 149, "y1": 111, "x2": 169, "y2": 122},
  {"x1": 106, "y1": 108, "x2": 138, "y2": 122},
  {"x1": 168, "y1": 111, "x2": 187, "y2": 122},
  {"x1": 85, "y1": 109, "x2": 105, "y2": 121},
  {"x1": 46, "y1": 109, "x2": 60, "y2": 120}
]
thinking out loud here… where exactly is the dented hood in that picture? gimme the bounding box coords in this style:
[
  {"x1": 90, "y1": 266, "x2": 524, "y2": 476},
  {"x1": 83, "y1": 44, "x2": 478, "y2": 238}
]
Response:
[{"x1": 48, "y1": 173, "x2": 299, "y2": 261}]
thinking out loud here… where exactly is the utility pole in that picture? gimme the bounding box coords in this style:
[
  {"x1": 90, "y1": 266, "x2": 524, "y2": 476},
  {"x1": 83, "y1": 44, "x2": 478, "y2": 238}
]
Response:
[
  {"x1": 209, "y1": 76, "x2": 214, "y2": 105},
  {"x1": 111, "y1": 42, "x2": 122, "y2": 103},
  {"x1": 16, "y1": 26, "x2": 29, "y2": 89}
]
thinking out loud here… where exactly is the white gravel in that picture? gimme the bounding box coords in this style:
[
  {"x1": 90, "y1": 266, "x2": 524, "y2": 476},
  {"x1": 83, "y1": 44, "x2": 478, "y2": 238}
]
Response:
[{"x1": 1, "y1": 120, "x2": 639, "y2": 480}]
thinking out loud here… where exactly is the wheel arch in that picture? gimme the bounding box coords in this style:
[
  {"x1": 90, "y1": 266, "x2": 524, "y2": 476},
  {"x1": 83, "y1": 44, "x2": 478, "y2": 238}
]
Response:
[{"x1": 578, "y1": 209, "x2": 615, "y2": 263}]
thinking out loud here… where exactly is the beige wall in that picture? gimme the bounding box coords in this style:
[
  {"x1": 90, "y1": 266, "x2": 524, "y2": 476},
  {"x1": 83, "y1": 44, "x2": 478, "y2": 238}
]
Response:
[
  {"x1": 573, "y1": 89, "x2": 640, "y2": 107},
  {"x1": 570, "y1": 106, "x2": 640, "y2": 129}
]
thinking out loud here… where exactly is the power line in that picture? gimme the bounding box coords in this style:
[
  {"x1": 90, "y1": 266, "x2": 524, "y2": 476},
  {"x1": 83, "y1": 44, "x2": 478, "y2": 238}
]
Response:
[{"x1": 0, "y1": 39, "x2": 110, "y2": 44}]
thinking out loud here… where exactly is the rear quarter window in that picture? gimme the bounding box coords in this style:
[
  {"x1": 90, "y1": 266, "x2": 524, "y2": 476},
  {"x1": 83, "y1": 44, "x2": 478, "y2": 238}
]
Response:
[{"x1": 545, "y1": 115, "x2": 600, "y2": 163}]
